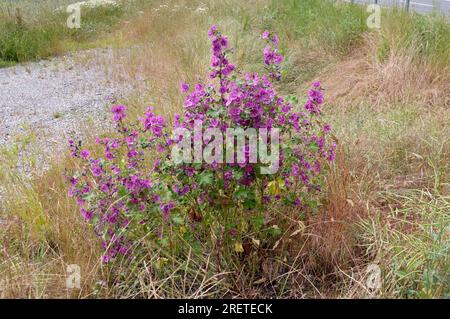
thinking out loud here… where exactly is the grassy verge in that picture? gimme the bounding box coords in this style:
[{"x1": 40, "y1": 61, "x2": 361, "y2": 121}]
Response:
[
  {"x1": 360, "y1": 190, "x2": 449, "y2": 298},
  {"x1": 0, "y1": 0, "x2": 150, "y2": 67},
  {"x1": 0, "y1": 0, "x2": 449, "y2": 298}
]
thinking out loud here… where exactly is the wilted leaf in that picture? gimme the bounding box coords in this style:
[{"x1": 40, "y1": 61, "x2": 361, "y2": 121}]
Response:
[
  {"x1": 272, "y1": 238, "x2": 281, "y2": 250},
  {"x1": 155, "y1": 257, "x2": 168, "y2": 270},
  {"x1": 267, "y1": 179, "x2": 284, "y2": 196},
  {"x1": 253, "y1": 278, "x2": 266, "y2": 285},
  {"x1": 234, "y1": 242, "x2": 244, "y2": 253},
  {"x1": 290, "y1": 221, "x2": 305, "y2": 237}
]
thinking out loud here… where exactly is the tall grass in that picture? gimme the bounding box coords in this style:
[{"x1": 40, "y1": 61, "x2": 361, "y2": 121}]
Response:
[
  {"x1": 0, "y1": 0, "x2": 143, "y2": 66},
  {"x1": 378, "y1": 9, "x2": 450, "y2": 68},
  {"x1": 360, "y1": 190, "x2": 449, "y2": 298}
]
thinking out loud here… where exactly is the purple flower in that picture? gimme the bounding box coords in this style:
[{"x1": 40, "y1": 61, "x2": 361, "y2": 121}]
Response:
[
  {"x1": 111, "y1": 105, "x2": 126, "y2": 122},
  {"x1": 244, "y1": 165, "x2": 253, "y2": 173},
  {"x1": 156, "y1": 143, "x2": 165, "y2": 153},
  {"x1": 220, "y1": 36, "x2": 229, "y2": 48},
  {"x1": 91, "y1": 164, "x2": 103, "y2": 177},
  {"x1": 111, "y1": 139, "x2": 119, "y2": 149},
  {"x1": 160, "y1": 202, "x2": 175, "y2": 220},
  {"x1": 292, "y1": 164, "x2": 300, "y2": 177},
  {"x1": 69, "y1": 176, "x2": 78, "y2": 186},
  {"x1": 272, "y1": 34, "x2": 279, "y2": 46},
  {"x1": 141, "y1": 109, "x2": 166, "y2": 137},
  {"x1": 326, "y1": 143, "x2": 337, "y2": 162},
  {"x1": 229, "y1": 107, "x2": 241, "y2": 120},
  {"x1": 127, "y1": 150, "x2": 138, "y2": 158},
  {"x1": 153, "y1": 194, "x2": 161, "y2": 203},
  {"x1": 281, "y1": 104, "x2": 291, "y2": 114},
  {"x1": 262, "y1": 30, "x2": 270, "y2": 39},
  {"x1": 180, "y1": 82, "x2": 189, "y2": 93},
  {"x1": 209, "y1": 118, "x2": 219, "y2": 128},
  {"x1": 105, "y1": 151, "x2": 114, "y2": 161},
  {"x1": 80, "y1": 149, "x2": 90, "y2": 159},
  {"x1": 81, "y1": 208, "x2": 93, "y2": 221},
  {"x1": 208, "y1": 25, "x2": 217, "y2": 38}
]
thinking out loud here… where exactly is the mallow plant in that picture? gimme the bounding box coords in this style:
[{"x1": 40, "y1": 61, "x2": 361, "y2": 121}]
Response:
[{"x1": 67, "y1": 26, "x2": 336, "y2": 264}]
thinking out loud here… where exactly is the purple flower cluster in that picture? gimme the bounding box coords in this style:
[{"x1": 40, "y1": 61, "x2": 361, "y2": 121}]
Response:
[
  {"x1": 67, "y1": 26, "x2": 336, "y2": 264},
  {"x1": 68, "y1": 109, "x2": 169, "y2": 262},
  {"x1": 141, "y1": 107, "x2": 166, "y2": 138},
  {"x1": 168, "y1": 28, "x2": 334, "y2": 206},
  {"x1": 111, "y1": 105, "x2": 127, "y2": 122},
  {"x1": 208, "y1": 25, "x2": 236, "y2": 80},
  {"x1": 261, "y1": 30, "x2": 283, "y2": 80},
  {"x1": 304, "y1": 81, "x2": 324, "y2": 114}
]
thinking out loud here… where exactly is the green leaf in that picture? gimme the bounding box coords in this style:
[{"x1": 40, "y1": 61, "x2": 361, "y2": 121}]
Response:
[
  {"x1": 118, "y1": 186, "x2": 128, "y2": 198},
  {"x1": 268, "y1": 225, "x2": 282, "y2": 237},
  {"x1": 198, "y1": 171, "x2": 214, "y2": 186},
  {"x1": 244, "y1": 197, "x2": 256, "y2": 209},
  {"x1": 234, "y1": 186, "x2": 252, "y2": 199},
  {"x1": 233, "y1": 169, "x2": 243, "y2": 181},
  {"x1": 309, "y1": 142, "x2": 319, "y2": 153},
  {"x1": 83, "y1": 192, "x2": 96, "y2": 202},
  {"x1": 286, "y1": 94, "x2": 298, "y2": 104},
  {"x1": 251, "y1": 215, "x2": 264, "y2": 229},
  {"x1": 172, "y1": 215, "x2": 184, "y2": 225}
]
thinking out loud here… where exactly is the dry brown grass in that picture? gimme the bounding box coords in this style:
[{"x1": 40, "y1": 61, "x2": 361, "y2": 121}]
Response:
[
  {"x1": 0, "y1": 157, "x2": 102, "y2": 298},
  {"x1": 320, "y1": 33, "x2": 450, "y2": 110},
  {"x1": 307, "y1": 148, "x2": 366, "y2": 271}
]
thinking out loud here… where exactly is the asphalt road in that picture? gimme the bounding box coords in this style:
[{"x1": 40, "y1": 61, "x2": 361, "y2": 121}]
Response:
[{"x1": 351, "y1": 0, "x2": 450, "y2": 14}]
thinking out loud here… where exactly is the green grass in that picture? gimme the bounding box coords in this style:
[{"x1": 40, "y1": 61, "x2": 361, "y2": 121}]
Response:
[
  {"x1": 360, "y1": 190, "x2": 449, "y2": 298},
  {"x1": 0, "y1": 1, "x2": 143, "y2": 65},
  {"x1": 270, "y1": 0, "x2": 368, "y2": 53},
  {"x1": 263, "y1": 0, "x2": 368, "y2": 84},
  {"x1": 378, "y1": 9, "x2": 450, "y2": 68},
  {"x1": 0, "y1": 18, "x2": 62, "y2": 62},
  {"x1": 0, "y1": 0, "x2": 79, "y2": 15},
  {"x1": 0, "y1": 59, "x2": 17, "y2": 68}
]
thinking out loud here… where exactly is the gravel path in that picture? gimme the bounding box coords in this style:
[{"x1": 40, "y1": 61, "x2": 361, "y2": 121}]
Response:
[{"x1": 0, "y1": 49, "x2": 131, "y2": 174}]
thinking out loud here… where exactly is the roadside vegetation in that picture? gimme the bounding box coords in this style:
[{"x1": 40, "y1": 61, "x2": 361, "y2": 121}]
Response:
[
  {"x1": 0, "y1": 0, "x2": 152, "y2": 66},
  {"x1": 0, "y1": 0, "x2": 448, "y2": 298}
]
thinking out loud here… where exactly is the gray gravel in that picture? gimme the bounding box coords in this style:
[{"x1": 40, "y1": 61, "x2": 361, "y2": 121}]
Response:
[{"x1": 0, "y1": 49, "x2": 131, "y2": 175}]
